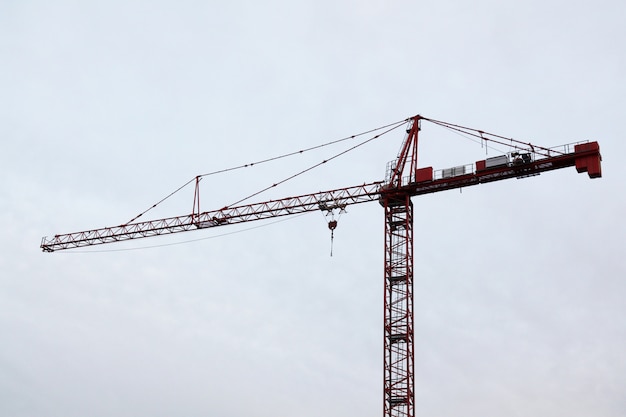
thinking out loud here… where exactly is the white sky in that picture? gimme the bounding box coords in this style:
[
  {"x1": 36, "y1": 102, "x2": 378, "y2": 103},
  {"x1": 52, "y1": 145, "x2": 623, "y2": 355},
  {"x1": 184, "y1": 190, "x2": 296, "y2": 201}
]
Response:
[{"x1": 2, "y1": 1, "x2": 625, "y2": 416}]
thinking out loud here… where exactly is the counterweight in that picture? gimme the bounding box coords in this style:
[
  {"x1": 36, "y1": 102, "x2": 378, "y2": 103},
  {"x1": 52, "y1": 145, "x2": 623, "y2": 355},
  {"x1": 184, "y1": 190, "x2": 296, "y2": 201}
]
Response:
[{"x1": 40, "y1": 115, "x2": 603, "y2": 417}]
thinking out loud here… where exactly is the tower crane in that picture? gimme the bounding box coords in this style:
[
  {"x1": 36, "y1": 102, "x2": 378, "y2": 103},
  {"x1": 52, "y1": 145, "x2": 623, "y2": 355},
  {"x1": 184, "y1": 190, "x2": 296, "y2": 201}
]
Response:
[{"x1": 41, "y1": 115, "x2": 602, "y2": 417}]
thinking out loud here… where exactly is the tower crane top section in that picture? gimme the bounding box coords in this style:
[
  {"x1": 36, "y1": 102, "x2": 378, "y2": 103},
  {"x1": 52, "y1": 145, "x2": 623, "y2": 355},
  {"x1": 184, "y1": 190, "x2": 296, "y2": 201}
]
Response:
[{"x1": 40, "y1": 115, "x2": 602, "y2": 252}]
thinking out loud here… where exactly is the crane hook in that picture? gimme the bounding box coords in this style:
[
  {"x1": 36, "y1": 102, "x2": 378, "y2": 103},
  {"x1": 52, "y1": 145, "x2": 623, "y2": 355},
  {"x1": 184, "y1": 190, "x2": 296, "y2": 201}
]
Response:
[{"x1": 328, "y1": 220, "x2": 338, "y2": 257}]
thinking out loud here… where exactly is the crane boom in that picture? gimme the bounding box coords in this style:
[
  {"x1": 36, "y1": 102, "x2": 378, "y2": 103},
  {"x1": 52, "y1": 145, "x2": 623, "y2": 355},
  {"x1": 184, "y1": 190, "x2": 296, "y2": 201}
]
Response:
[
  {"x1": 40, "y1": 182, "x2": 384, "y2": 252},
  {"x1": 40, "y1": 139, "x2": 602, "y2": 253},
  {"x1": 39, "y1": 115, "x2": 602, "y2": 417}
]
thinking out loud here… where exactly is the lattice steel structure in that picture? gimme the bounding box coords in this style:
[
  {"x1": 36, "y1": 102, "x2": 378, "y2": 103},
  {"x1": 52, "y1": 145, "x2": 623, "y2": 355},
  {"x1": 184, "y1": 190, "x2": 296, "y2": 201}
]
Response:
[
  {"x1": 40, "y1": 115, "x2": 603, "y2": 417},
  {"x1": 383, "y1": 194, "x2": 414, "y2": 417}
]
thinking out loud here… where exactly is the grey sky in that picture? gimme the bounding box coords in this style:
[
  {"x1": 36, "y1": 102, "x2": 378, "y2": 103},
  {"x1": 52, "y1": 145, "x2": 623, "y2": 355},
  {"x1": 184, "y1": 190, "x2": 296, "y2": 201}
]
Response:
[{"x1": 1, "y1": 1, "x2": 625, "y2": 416}]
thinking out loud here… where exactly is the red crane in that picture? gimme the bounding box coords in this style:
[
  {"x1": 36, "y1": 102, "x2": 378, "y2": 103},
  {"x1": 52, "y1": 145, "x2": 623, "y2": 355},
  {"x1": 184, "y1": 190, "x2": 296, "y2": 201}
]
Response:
[{"x1": 41, "y1": 115, "x2": 602, "y2": 417}]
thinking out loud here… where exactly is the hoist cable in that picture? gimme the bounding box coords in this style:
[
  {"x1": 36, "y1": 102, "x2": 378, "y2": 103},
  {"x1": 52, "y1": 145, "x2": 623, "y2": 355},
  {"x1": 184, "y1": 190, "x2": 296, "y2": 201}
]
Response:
[
  {"x1": 422, "y1": 117, "x2": 559, "y2": 157},
  {"x1": 125, "y1": 118, "x2": 409, "y2": 224},
  {"x1": 125, "y1": 177, "x2": 196, "y2": 224},
  {"x1": 427, "y1": 120, "x2": 510, "y2": 155},
  {"x1": 197, "y1": 118, "x2": 409, "y2": 178},
  {"x1": 225, "y1": 121, "x2": 408, "y2": 208}
]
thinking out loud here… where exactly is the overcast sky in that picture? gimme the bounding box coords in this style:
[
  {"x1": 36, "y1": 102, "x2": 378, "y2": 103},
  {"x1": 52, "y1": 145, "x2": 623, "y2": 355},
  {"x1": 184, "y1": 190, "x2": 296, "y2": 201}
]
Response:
[{"x1": 1, "y1": 1, "x2": 625, "y2": 416}]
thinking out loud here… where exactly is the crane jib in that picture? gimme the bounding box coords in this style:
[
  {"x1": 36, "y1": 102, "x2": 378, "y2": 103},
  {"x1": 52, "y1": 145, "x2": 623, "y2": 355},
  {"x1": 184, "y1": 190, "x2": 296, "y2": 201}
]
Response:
[{"x1": 40, "y1": 142, "x2": 601, "y2": 253}]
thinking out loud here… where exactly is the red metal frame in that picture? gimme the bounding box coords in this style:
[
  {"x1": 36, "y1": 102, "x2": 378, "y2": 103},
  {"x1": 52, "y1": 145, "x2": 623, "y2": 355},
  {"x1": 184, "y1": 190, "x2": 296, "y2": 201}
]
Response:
[
  {"x1": 388, "y1": 117, "x2": 421, "y2": 188},
  {"x1": 383, "y1": 194, "x2": 414, "y2": 417},
  {"x1": 40, "y1": 116, "x2": 603, "y2": 417},
  {"x1": 40, "y1": 182, "x2": 384, "y2": 252},
  {"x1": 401, "y1": 142, "x2": 602, "y2": 197}
]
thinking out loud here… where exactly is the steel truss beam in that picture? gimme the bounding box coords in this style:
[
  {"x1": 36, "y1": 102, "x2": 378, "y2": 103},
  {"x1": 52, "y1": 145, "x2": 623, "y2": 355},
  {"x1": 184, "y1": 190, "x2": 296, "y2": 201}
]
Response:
[
  {"x1": 383, "y1": 194, "x2": 414, "y2": 417},
  {"x1": 40, "y1": 182, "x2": 383, "y2": 252}
]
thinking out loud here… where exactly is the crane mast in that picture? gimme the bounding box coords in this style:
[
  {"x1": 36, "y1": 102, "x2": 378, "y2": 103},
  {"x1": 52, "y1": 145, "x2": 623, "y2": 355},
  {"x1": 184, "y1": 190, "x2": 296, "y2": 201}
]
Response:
[
  {"x1": 380, "y1": 118, "x2": 420, "y2": 417},
  {"x1": 40, "y1": 115, "x2": 602, "y2": 417}
]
